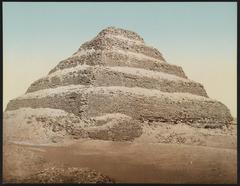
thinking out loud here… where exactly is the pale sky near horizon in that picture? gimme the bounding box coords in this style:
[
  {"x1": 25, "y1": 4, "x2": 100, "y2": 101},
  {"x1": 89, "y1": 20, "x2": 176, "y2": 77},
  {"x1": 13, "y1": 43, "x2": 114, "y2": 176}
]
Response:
[{"x1": 3, "y1": 2, "x2": 237, "y2": 117}]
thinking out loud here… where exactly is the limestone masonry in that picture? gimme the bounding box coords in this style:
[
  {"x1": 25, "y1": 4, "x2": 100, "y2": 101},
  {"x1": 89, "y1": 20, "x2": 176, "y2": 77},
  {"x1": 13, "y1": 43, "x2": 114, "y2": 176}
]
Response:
[{"x1": 5, "y1": 27, "x2": 233, "y2": 143}]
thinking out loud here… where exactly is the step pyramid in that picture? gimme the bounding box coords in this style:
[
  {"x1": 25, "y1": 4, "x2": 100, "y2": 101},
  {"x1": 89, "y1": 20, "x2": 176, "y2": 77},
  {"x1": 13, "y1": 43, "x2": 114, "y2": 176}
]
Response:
[{"x1": 5, "y1": 27, "x2": 233, "y2": 143}]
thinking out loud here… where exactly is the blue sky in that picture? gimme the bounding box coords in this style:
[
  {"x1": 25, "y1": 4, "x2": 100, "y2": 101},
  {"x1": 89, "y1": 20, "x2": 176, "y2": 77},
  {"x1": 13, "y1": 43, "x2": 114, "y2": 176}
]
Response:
[{"x1": 3, "y1": 2, "x2": 237, "y2": 117}]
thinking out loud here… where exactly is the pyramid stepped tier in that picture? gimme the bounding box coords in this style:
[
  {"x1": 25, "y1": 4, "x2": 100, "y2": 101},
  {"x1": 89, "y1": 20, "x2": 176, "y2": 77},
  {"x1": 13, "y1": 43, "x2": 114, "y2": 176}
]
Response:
[
  {"x1": 80, "y1": 34, "x2": 164, "y2": 61},
  {"x1": 48, "y1": 50, "x2": 187, "y2": 78},
  {"x1": 27, "y1": 65, "x2": 207, "y2": 97},
  {"x1": 7, "y1": 85, "x2": 232, "y2": 128}
]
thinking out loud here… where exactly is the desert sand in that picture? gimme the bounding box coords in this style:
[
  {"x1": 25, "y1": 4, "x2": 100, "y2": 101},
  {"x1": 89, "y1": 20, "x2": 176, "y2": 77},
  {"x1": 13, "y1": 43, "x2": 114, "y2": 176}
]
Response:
[{"x1": 3, "y1": 136, "x2": 237, "y2": 184}]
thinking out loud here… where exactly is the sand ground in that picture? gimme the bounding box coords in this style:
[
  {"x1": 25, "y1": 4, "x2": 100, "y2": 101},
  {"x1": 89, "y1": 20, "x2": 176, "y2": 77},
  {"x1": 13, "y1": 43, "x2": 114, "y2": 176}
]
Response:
[{"x1": 3, "y1": 137, "x2": 237, "y2": 184}]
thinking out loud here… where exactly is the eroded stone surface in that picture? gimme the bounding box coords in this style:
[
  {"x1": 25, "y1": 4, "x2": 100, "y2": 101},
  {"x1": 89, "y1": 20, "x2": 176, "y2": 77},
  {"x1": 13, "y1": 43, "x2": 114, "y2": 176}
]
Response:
[
  {"x1": 6, "y1": 86, "x2": 232, "y2": 127},
  {"x1": 27, "y1": 65, "x2": 207, "y2": 97}
]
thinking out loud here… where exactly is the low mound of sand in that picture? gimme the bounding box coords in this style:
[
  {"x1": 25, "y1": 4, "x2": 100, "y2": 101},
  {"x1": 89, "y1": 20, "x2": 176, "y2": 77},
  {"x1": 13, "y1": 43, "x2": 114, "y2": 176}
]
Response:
[
  {"x1": 3, "y1": 107, "x2": 89, "y2": 144},
  {"x1": 87, "y1": 113, "x2": 143, "y2": 141},
  {"x1": 21, "y1": 167, "x2": 115, "y2": 183},
  {"x1": 135, "y1": 121, "x2": 236, "y2": 149}
]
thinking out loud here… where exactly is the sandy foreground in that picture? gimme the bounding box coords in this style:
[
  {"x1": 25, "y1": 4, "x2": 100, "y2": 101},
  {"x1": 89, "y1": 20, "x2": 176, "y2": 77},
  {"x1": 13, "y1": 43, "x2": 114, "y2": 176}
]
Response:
[{"x1": 3, "y1": 137, "x2": 237, "y2": 184}]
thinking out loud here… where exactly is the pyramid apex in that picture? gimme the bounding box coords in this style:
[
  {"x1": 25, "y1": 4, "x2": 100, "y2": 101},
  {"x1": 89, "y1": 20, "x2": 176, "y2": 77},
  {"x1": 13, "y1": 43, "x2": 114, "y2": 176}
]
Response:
[{"x1": 97, "y1": 26, "x2": 145, "y2": 43}]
